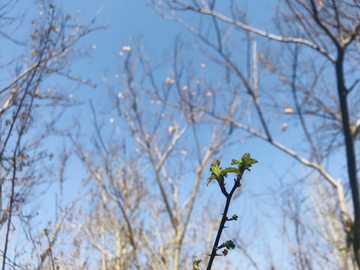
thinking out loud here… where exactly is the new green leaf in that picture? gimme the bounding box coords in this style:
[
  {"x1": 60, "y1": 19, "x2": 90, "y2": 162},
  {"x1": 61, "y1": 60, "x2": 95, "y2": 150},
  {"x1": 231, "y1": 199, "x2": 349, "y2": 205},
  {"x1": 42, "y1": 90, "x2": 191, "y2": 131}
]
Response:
[
  {"x1": 193, "y1": 259, "x2": 201, "y2": 270},
  {"x1": 231, "y1": 153, "x2": 258, "y2": 174},
  {"x1": 207, "y1": 160, "x2": 228, "y2": 186},
  {"x1": 224, "y1": 240, "x2": 235, "y2": 250}
]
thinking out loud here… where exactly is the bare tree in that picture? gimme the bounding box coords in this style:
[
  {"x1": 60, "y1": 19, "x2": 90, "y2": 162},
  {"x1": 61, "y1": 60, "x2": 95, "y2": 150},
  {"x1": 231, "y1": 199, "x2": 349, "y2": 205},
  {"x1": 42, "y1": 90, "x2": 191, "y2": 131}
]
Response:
[
  {"x1": 150, "y1": 0, "x2": 360, "y2": 268},
  {"x1": 15, "y1": 1, "x2": 359, "y2": 269},
  {"x1": 0, "y1": 2, "x2": 106, "y2": 269},
  {"x1": 63, "y1": 36, "x2": 256, "y2": 269}
]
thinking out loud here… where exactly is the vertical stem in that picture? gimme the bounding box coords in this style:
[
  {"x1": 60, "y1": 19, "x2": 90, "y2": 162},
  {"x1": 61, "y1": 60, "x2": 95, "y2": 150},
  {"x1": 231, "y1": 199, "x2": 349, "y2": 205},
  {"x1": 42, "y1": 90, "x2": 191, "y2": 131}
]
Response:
[
  {"x1": 206, "y1": 181, "x2": 240, "y2": 270},
  {"x1": 116, "y1": 230, "x2": 122, "y2": 270},
  {"x1": 335, "y1": 49, "x2": 360, "y2": 267},
  {"x1": 252, "y1": 37, "x2": 258, "y2": 97},
  {"x1": 2, "y1": 154, "x2": 16, "y2": 270},
  {"x1": 101, "y1": 202, "x2": 106, "y2": 270},
  {"x1": 173, "y1": 240, "x2": 181, "y2": 270}
]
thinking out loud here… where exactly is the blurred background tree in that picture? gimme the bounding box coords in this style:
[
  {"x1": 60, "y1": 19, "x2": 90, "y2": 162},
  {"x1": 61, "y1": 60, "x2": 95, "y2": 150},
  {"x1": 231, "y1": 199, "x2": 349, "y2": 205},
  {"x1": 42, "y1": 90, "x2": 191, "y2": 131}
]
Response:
[{"x1": 1, "y1": 1, "x2": 359, "y2": 270}]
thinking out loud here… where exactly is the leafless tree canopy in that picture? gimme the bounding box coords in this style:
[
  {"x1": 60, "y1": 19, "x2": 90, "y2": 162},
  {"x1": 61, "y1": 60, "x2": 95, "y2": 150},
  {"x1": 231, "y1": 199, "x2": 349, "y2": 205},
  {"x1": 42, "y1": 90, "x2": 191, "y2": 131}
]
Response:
[
  {"x1": 149, "y1": 0, "x2": 360, "y2": 269},
  {"x1": 1, "y1": 0, "x2": 360, "y2": 269},
  {"x1": 0, "y1": 2, "x2": 106, "y2": 269}
]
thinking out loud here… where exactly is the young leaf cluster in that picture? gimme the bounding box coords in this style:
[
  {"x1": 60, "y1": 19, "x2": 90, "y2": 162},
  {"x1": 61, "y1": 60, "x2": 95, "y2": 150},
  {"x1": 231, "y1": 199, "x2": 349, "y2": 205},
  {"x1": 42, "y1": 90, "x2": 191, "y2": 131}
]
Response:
[
  {"x1": 224, "y1": 240, "x2": 235, "y2": 250},
  {"x1": 207, "y1": 153, "x2": 258, "y2": 186},
  {"x1": 193, "y1": 153, "x2": 257, "y2": 270},
  {"x1": 207, "y1": 160, "x2": 238, "y2": 186},
  {"x1": 231, "y1": 153, "x2": 258, "y2": 174},
  {"x1": 193, "y1": 259, "x2": 201, "y2": 270}
]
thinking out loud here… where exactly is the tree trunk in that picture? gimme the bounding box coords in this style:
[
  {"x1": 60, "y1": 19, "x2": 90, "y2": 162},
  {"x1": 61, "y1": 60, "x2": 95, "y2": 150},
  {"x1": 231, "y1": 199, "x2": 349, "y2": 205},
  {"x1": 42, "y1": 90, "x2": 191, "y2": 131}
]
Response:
[
  {"x1": 336, "y1": 49, "x2": 360, "y2": 268},
  {"x1": 173, "y1": 241, "x2": 180, "y2": 270}
]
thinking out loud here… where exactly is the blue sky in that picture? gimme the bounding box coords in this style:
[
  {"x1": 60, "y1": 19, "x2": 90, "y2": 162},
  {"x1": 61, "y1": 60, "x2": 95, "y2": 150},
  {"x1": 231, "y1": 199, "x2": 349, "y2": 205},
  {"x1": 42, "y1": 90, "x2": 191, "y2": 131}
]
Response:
[{"x1": 1, "y1": 0, "x2": 348, "y2": 268}]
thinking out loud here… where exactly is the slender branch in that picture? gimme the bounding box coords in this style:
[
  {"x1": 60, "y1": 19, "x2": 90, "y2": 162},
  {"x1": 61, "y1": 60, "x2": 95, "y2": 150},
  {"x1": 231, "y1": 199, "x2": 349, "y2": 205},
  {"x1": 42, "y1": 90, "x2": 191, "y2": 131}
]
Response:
[
  {"x1": 291, "y1": 44, "x2": 321, "y2": 164},
  {"x1": 309, "y1": 0, "x2": 340, "y2": 48},
  {"x1": 206, "y1": 177, "x2": 241, "y2": 270},
  {"x1": 347, "y1": 79, "x2": 359, "y2": 94},
  {"x1": 352, "y1": 116, "x2": 360, "y2": 140},
  {"x1": 164, "y1": 14, "x2": 273, "y2": 142},
  {"x1": 1, "y1": 147, "x2": 16, "y2": 270},
  {"x1": 154, "y1": 1, "x2": 336, "y2": 62},
  {"x1": 44, "y1": 233, "x2": 56, "y2": 270}
]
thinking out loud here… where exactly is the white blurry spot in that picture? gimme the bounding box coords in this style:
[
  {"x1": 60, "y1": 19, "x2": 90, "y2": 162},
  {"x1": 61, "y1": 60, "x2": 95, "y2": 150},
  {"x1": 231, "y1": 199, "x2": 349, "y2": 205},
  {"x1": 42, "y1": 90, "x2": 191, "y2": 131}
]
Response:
[
  {"x1": 168, "y1": 126, "x2": 175, "y2": 135},
  {"x1": 201, "y1": 63, "x2": 206, "y2": 68},
  {"x1": 92, "y1": 45, "x2": 96, "y2": 49},
  {"x1": 109, "y1": 118, "x2": 114, "y2": 123},
  {"x1": 119, "y1": 51, "x2": 124, "y2": 56},
  {"x1": 122, "y1": 46, "x2": 131, "y2": 51},
  {"x1": 161, "y1": 113, "x2": 165, "y2": 117},
  {"x1": 47, "y1": 88, "x2": 51, "y2": 92},
  {"x1": 206, "y1": 92, "x2": 211, "y2": 96},
  {"x1": 150, "y1": 100, "x2": 154, "y2": 104},
  {"x1": 134, "y1": 147, "x2": 139, "y2": 153},
  {"x1": 182, "y1": 85, "x2": 188, "y2": 91},
  {"x1": 157, "y1": 100, "x2": 161, "y2": 105},
  {"x1": 118, "y1": 92, "x2": 124, "y2": 99},
  {"x1": 146, "y1": 134, "x2": 151, "y2": 141},
  {"x1": 191, "y1": 91, "x2": 195, "y2": 96},
  {"x1": 69, "y1": 94, "x2": 73, "y2": 98},
  {"x1": 196, "y1": 80, "x2": 200, "y2": 85},
  {"x1": 38, "y1": 4, "x2": 44, "y2": 8},
  {"x1": 155, "y1": 147, "x2": 159, "y2": 152},
  {"x1": 115, "y1": 74, "x2": 119, "y2": 78},
  {"x1": 285, "y1": 107, "x2": 293, "y2": 114},
  {"x1": 39, "y1": 11, "x2": 43, "y2": 15},
  {"x1": 180, "y1": 150, "x2": 187, "y2": 155},
  {"x1": 78, "y1": 163, "x2": 81, "y2": 167},
  {"x1": 241, "y1": 139, "x2": 244, "y2": 143},
  {"x1": 281, "y1": 123, "x2": 287, "y2": 131},
  {"x1": 166, "y1": 77, "x2": 174, "y2": 84}
]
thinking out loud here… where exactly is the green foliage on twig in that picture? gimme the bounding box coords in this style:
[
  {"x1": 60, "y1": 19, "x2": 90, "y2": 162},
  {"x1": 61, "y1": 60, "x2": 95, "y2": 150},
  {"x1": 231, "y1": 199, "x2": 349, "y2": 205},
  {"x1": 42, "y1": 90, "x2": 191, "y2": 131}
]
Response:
[
  {"x1": 231, "y1": 153, "x2": 258, "y2": 174},
  {"x1": 195, "y1": 153, "x2": 258, "y2": 270},
  {"x1": 193, "y1": 259, "x2": 201, "y2": 270},
  {"x1": 207, "y1": 153, "x2": 258, "y2": 186}
]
